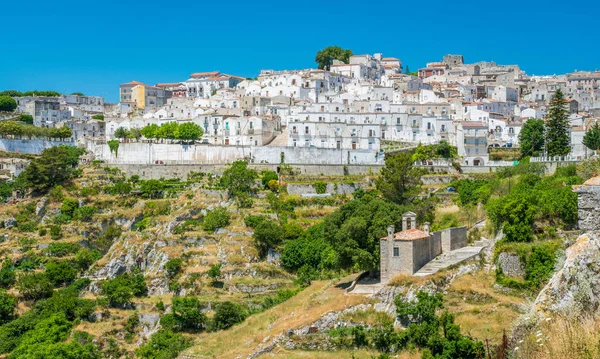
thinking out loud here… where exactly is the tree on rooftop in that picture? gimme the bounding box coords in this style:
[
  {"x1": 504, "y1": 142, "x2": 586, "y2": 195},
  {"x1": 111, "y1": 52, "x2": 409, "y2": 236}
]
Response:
[
  {"x1": 519, "y1": 118, "x2": 545, "y2": 158},
  {"x1": 546, "y1": 89, "x2": 571, "y2": 156},
  {"x1": 0, "y1": 96, "x2": 17, "y2": 112},
  {"x1": 315, "y1": 46, "x2": 353, "y2": 70},
  {"x1": 583, "y1": 122, "x2": 600, "y2": 152},
  {"x1": 404, "y1": 65, "x2": 411, "y2": 75}
]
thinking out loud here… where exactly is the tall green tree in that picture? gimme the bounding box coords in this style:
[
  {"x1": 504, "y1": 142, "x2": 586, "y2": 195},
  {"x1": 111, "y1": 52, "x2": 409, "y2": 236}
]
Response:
[
  {"x1": 0, "y1": 96, "x2": 17, "y2": 112},
  {"x1": 220, "y1": 160, "x2": 257, "y2": 197},
  {"x1": 23, "y1": 146, "x2": 85, "y2": 191},
  {"x1": 546, "y1": 89, "x2": 571, "y2": 156},
  {"x1": 376, "y1": 151, "x2": 425, "y2": 205},
  {"x1": 113, "y1": 127, "x2": 130, "y2": 139},
  {"x1": 314, "y1": 46, "x2": 353, "y2": 70},
  {"x1": 519, "y1": 118, "x2": 545, "y2": 157},
  {"x1": 583, "y1": 122, "x2": 600, "y2": 152},
  {"x1": 404, "y1": 66, "x2": 410, "y2": 75},
  {"x1": 175, "y1": 122, "x2": 203, "y2": 142}
]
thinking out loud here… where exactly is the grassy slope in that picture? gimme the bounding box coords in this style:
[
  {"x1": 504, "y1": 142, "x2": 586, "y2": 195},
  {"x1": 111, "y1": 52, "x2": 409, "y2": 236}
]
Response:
[{"x1": 182, "y1": 276, "x2": 368, "y2": 358}]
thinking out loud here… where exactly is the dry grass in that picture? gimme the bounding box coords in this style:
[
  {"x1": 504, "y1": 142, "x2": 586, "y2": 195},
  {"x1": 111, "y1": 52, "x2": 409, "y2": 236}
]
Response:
[
  {"x1": 264, "y1": 348, "x2": 421, "y2": 358},
  {"x1": 445, "y1": 271, "x2": 524, "y2": 343},
  {"x1": 519, "y1": 315, "x2": 600, "y2": 359},
  {"x1": 387, "y1": 270, "x2": 448, "y2": 287},
  {"x1": 182, "y1": 277, "x2": 368, "y2": 358}
]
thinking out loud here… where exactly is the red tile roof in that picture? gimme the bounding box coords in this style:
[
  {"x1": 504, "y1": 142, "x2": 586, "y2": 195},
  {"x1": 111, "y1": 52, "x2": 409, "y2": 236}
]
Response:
[
  {"x1": 381, "y1": 229, "x2": 430, "y2": 241},
  {"x1": 190, "y1": 71, "x2": 220, "y2": 78},
  {"x1": 382, "y1": 57, "x2": 400, "y2": 61},
  {"x1": 120, "y1": 81, "x2": 144, "y2": 86},
  {"x1": 155, "y1": 83, "x2": 183, "y2": 87}
]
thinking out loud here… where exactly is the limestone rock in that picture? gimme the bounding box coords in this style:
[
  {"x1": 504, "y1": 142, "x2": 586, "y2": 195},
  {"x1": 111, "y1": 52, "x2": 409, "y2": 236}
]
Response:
[
  {"x1": 4, "y1": 218, "x2": 16, "y2": 228},
  {"x1": 35, "y1": 197, "x2": 48, "y2": 217},
  {"x1": 534, "y1": 232, "x2": 600, "y2": 315},
  {"x1": 497, "y1": 252, "x2": 525, "y2": 277}
]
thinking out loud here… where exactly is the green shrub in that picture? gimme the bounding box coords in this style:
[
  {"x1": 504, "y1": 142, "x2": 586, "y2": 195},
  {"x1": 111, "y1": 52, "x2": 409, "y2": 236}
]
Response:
[
  {"x1": 49, "y1": 225, "x2": 62, "y2": 240},
  {"x1": 73, "y1": 206, "x2": 97, "y2": 221},
  {"x1": 261, "y1": 170, "x2": 278, "y2": 188},
  {"x1": 202, "y1": 208, "x2": 230, "y2": 232},
  {"x1": 135, "y1": 329, "x2": 192, "y2": 359},
  {"x1": 17, "y1": 272, "x2": 54, "y2": 300},
  {"x1": 45, "y1": 242, "x2": 81, "y2": 257},
  {"x1": 45, "y1": 260, "x2": 78, "y2": 286},
  {"x1": 244, "y1": 215, "x2": 267, "y2": 228},
  {"x1": 253, "y1": 220, "x2": 284, "y2": 257},
  {"x1": 313, "y1": 181, "x2": 327, "y2": 194},
  {"x1": 75, "y1": 249, "x2": 102, "y2": 270},
  {"x1": 211, "y1": 301, "x2": 247, "y2": 331},
  {"x1": 165, "y1": 258, "x2": 184, "y2": 278},
  {"x1": 0, "y1": 260, "x2": 16, "y2": 289},
  {"x1": 101, "y1": 272, "x2": 147, "y2": 308},
  {"x1": 170, "y1": 297, "x2": 207, "y2": 332},
  {"x1": 60, "y1": 198, "x2": 79, "y2": 218},
  {"x1": 0, "y1": 289, "x2": 17, "y2": 324}
]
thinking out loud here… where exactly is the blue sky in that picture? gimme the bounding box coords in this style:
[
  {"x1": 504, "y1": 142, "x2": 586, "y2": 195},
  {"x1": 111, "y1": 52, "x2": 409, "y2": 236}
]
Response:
[{"x1": 0, "y1": 0, "x2": 597, "y2": 102}]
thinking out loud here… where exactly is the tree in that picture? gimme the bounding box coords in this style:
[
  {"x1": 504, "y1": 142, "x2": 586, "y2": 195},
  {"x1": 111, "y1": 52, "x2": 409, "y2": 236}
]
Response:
[
  {"x1": 128, "y1": 128, "x2": 142, "y2": 141},
  {"x1": 253, "y1": 220, "x2": 284, "y2": 257},
  {"x1": 71, "y1": 92, "x2": 85, "y2": 96},
  {"x1": 171, "y1": 297, "x2": 206, "y2": 332},
  {"x1": 0, "y1": 96, "x2": 17, "y2": 112},
  {"x1": 175, "y1": 122, "x2": 203, "y2": 142},
  {"x1": 157, "y1": 121, "x2": 178, "y2": 140},
  {"x1": 207, "y1": 263, "x2": 221, "y2": 283},
  {"x1": 0, "y1": 290, "x2": 17, "y2": 324},
  {"x1": 18, "y1": 272, "x2": 54, "y2": 300},
  {"x1": 139, "y1": 179, "x2": 165, "y2": 199},
  {"x1": 220, "y1": 160, "x2": 257, "y2": 197},
  {"x1": 583, "y1": 122, "x2": 600, "y2": 152},
  {"x1": 519, "y1": 118, "x2": 545, "y2": 157},
  {"x1": 0, "y1": 260, "x2": 16, "y2": 289},
  {"x1": 211, "y1": 301, "x2": 246, "y2": 330},
  {"x1": 376, "y1": 151, "x2": 425, "y2": 205},
  {"x1": 113, "y1": 127, "x2": 130, "y2": 139},
  {"x1": 165, "y1": 258, "x2": 183, "y2": 278},
  {"x1": 18, "y1": 114, "x2": 34, "y2": 124},
  {"x1": 546, "y1": 89, "x2": 571, "y2": 156},
  {"x1": 142, "y1": 124, "x2": 160, "y2": 140},
  {"x1": 315, "y1": 46, "x2": 353, "y2": 70},
  {"x1": 202, "y1": 207, "x2": 230, "y2": 232},
  {"x1": 261, "y1": 170, "x2": 278, "y2": 188},
  {"x1": 45, "y1": 260, "x2": 78, "y2": 286},
  {"x1": 135, "y1": 329, "x2": 191, "y2": 359},
  {"x1": 404, "y1": 66, "x2": 411, "y2": 75},
  {"x1": 91, "y1": 114, "x2": 104, "y2": 121},
  {"x1": 22, "y1": 146, "x2": 84, "y2": 191}
]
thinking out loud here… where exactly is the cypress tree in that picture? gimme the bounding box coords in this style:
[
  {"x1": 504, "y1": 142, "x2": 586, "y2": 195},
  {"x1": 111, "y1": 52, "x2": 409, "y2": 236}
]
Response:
[
  {"x1": 545, "y1": 88, "x2": 571, "y2": 156},
  {"x1": 583, "y1": 122, "x2": 600, "y2": 152}
]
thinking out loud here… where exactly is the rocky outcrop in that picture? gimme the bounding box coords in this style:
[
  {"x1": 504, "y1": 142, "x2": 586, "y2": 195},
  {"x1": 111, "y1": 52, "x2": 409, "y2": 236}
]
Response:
[
  {"x1": 35, "y1": 197, "x2": 47, "y2": 217},
  {"x1": 93, "y1": 236, "x2": 170, "y2": 280},
  {"x1": 534, "y1": 232, "x2": 600, "y2": 315}
]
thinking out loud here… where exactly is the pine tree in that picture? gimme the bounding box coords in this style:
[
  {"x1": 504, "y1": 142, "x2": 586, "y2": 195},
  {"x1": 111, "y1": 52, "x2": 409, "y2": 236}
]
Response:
[
  {"x1": 545, "y1": 88, "x2": 570, "y2": 156},
  {"x1": 583, "y1": 122, "x2": 600, "y2": 152},
  {"x1": 404, "y1": 66, "x2": 410, "y2": 75}
]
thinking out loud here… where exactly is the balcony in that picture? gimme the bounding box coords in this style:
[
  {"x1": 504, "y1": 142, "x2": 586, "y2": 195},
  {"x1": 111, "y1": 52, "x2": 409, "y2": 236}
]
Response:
[{"x1": 247, "y1": 129, "x2": 255, "y2": 135}]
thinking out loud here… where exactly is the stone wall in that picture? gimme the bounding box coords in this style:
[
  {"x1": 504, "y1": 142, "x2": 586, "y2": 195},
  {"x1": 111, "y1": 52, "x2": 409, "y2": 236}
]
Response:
[
  {"x1": 574, "y1": 177, "x2": 600, "y2": 232},
  {"x1": 286, "y1": 183, "x2": 364, "y2": 195},
  {"x1": 440, "y1": 226, "x2": 467, "y2": 253},
  {"x1": 497, "y1": 252, "x2": 525, "y2": 277},
  {"x1": 108, "y1": 163, "x2": 383, "y2": 179},
  {"x1": 411, "y1": 236, "x2": 433, "y2": 274},
  {"x1": 0, "y1": 139, "x2": 75, "y2": 154},
  {"x1": 380, "y1": 238, "x2": 390, "y2": 283},
  {"x1": 87, "y1": 141, "x2": 383, "y2": 166}
]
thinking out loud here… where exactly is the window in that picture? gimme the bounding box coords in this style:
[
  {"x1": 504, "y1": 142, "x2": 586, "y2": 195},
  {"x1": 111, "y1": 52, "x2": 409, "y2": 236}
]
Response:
[
  {"x1": 393, "y1": 247, "x2": 399, "y2": 257},
  {"x1": 305, "y1": 127, "x2": 309, "y2": 134}
]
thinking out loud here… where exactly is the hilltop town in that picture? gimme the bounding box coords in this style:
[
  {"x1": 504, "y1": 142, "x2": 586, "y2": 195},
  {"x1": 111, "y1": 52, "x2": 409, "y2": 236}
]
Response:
[
  {"x1": 0, "y1": 50, "x2": 598, "y2": 174},
  {"x1": 1, "y1": 50, "x2": 600, "y2": 359}
]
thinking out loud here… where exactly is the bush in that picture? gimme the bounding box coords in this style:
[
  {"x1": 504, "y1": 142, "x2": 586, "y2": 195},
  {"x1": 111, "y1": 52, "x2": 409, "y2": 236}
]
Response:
[
  {"x1": 244, "y1": 215, "x2": 267, "y2": 228},
  {"x1": 45, "y1": 242, "x2": 81, "y2": 257},
  {"x1": 45, "y1": 260, "x2": 78, "y2": 286},
  {"x1": 165, "y1": 258, "x2": 183, "y2": 278},
  {"x1": 18, "y1": 272, "x2": 54, "y2": 300},
  {"x1": 49, "y1": 225, "x2": 62, "y2": 239},
  {"x1": 170, "y1": 297, "x2": 207, "y2": 332},
  {"x1": 73, "y1": 206, "x2": 97, "y2": 222},
  {"x1": 261, "y1": 170, "x2": 278, "y2": 188},
  {"x1": 211, "y1": 301, "x2": 246, "y2": 331},
  {"x1": 60, "y1": 198, "x2": 79, "y2": 218},
  {"x1": 135, "y1": 329, "x2": 192, "y2": 359},
  {"x1": 253, "y1": 220, "x2": 284, "y2": 257},
  {"x1": 0, "y1": 260, "x2": 16, "y2": 289},
  {"x1": 202, "y1": 208, "x2": 230, "y2": 232},
  {"x1": 0, "y1": 96, "x2": 17, "y2": 112},
  {"x1": 75, "y1": 249, "x2": 102, "y2": 270},
  {"x1": 0, "y1": 290, "x2": 17, "y2": 324},
  {"x1": 101, "y1": 272, "x2": 147, "y2": 308},
  {"x1": 313, "y1": 181, "x2": 327, "y2": 194}
]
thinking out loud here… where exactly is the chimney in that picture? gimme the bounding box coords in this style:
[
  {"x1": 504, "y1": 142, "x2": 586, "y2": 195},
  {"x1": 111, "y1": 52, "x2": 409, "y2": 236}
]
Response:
[
  {"x1": 424, "y1": 222, "x2": 430, "y2": 235},
  {"x1": 387, "y1": 225, "x2": 395, "y2": 241}
]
